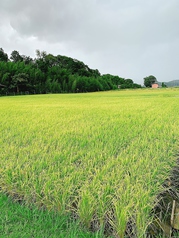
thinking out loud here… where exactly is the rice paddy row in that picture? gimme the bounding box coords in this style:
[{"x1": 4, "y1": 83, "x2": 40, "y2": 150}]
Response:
[{"x1": 1, "y1": 89, "x2": 179, "y2": 237}]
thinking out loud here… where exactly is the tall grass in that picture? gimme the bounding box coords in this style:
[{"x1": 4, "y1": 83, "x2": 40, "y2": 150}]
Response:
[{"x1": 1, "y1": 89, "x2": 179, "y2": 237}]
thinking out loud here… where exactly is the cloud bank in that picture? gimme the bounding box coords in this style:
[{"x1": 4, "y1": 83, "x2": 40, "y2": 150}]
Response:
[{"x1": 1, "y1": 0, "x2": 179, "y2": 84}]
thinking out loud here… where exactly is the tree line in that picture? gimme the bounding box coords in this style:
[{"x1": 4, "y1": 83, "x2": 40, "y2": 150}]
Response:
[{"x1": 0, "y1": 48, "x2": 141, "y2": 95}]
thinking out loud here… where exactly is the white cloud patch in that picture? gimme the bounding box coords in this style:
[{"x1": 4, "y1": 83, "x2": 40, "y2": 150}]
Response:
[{"x1": 0, "y1": 0, "x2": 179, "y2": 83}]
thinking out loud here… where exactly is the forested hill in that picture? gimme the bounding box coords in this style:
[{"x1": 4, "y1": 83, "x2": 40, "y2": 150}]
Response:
[{"x1": 0, "y1": 48, "x2": 141, "y2": 94}]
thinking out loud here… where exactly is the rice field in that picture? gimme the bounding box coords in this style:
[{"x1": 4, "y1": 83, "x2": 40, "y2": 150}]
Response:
[{"x1": 1, "y1": 88, "x2": 179, "y2": 237}]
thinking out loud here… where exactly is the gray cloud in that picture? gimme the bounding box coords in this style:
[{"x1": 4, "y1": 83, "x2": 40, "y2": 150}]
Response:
[{"x1": 0, "y1": 0, "x2": 179, "y2": 84}]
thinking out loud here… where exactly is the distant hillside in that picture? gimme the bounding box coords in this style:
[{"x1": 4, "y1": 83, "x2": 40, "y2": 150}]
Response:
[{"x1": 158, "y1": 80, "x2": 179, "y2": 87}]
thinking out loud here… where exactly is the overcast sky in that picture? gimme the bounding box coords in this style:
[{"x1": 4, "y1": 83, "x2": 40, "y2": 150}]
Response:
[{"x1": 0, "y1": 0, "x2": 179, "y2": 84}]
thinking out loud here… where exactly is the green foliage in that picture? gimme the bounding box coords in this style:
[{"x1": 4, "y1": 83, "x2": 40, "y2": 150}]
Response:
[
  {"x1": 0, "y1": 48, "x2": 8, "y2": 62},
  {"x1": 161, "y1": 82, "x2": 167, "y2": 88},
  {"x1": 144, "y1": 75, "x2": 157, "y2": 87},
  {"x1": 0, "y1": 193, "x2": 102, "y2": 238},
  {"x1": 0, "y1": 49, "x2": 141, "y2": 94},
  {"x1": 11, "y1": 73, "x2": 30, "y2": 93},
  {"x1": 21, "y1": 55, "x2": 33, "y2": 64},
  {"x1": 10, "y1": 50, "x2": 23, "y2": 62}
]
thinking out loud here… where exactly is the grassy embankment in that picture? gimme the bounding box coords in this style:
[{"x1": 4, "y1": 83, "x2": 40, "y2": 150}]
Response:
[
  {"x1": 0, "y1": 192, "x2": 103, "y2": 238},
  {"x1": 1, "y1": 89, "x2": 179, "y2": 237}
]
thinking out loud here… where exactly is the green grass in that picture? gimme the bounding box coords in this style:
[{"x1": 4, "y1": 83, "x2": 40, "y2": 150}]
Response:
[
  {"x1": 1, "y1": 88, "x2": 179, "y2": 237},
  {"x1": 0, "y1": 192, "x2": 104, "y2": 238}
]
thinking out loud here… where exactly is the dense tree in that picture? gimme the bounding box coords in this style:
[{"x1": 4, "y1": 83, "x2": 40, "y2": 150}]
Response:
[
  {"x1": 45, "y1": 54, "x2": 57, "y2": 67},
  {"x1": 144, "y1": 75, "x2": 156, "y2": 87},
  {"x1": 36, "y1": 49, "x2": 47, "y2": 60},
  {"x1": 2, "y1": 73, "x2": 11, "y2": 87},
  {"x1": 0, "y1": 49, "x2": 141, "y2": 95},
  {"x1": 125, "y1": 79, "x2": 133, "y2": 85},
  {"x1": 11, "y1": 73, "x2": 29, "y2": 93},
  {"x1": 35, "y1": 50, "x2": 48, "y2": 73},
  {"x1": 21, "y1": 55, "x2": 33, "y2": 64},
  {"x1": 0, "y1": 48, "x2": 8, "y2": 62},
  {"x1": 161, "y1": 82, "x2": 167, "y2": 88},
  {"x1": 10, "y1": 50, "x2": 23, "y2": 62}
]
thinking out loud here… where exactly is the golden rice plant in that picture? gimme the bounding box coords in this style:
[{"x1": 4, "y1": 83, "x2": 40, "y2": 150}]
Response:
[{"x1": 0, "y1": 88, "x2": 179, "y2": 236}]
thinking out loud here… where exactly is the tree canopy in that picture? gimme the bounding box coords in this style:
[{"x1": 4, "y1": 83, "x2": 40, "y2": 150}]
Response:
[
  {"x1": 0, "y1": 48, "x2": 8, "y2": 62},
  {"x1": 144, "y1": 75, "x2": 157, "y2": 87},
  {"x1": 0, "y1": 48, "x2": 141, "y2": 94}
]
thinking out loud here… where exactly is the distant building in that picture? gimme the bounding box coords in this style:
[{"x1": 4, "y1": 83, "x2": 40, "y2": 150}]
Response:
[{"x1": 152, "y1": 82, "x2": 159, "y2": 88}]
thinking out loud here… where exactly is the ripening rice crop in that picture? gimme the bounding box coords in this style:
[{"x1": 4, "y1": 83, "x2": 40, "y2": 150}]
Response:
[{"x1": 0, "y1": 89, "x2": 179, "y2": 237}]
